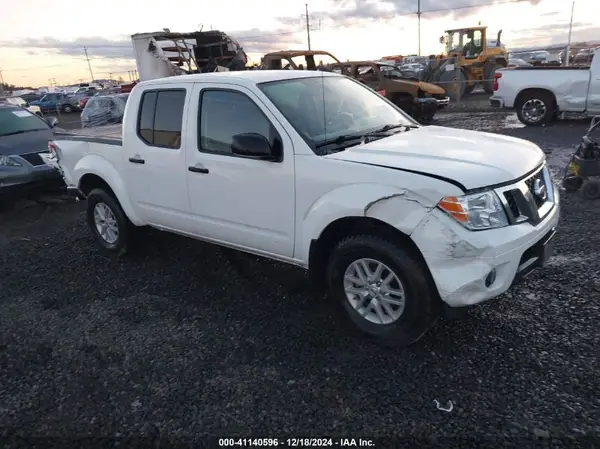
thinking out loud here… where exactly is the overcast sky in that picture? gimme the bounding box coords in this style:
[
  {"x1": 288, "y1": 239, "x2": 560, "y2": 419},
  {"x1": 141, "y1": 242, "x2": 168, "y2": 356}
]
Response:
[{"x1": 0, "y1": 0, "x2": 597, "y2": 87}]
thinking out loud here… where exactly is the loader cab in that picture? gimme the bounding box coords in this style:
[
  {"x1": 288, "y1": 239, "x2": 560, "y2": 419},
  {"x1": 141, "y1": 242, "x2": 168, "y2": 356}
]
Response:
[{"x1": 445, "y1": 27, "x2": 485, "y2": 59}]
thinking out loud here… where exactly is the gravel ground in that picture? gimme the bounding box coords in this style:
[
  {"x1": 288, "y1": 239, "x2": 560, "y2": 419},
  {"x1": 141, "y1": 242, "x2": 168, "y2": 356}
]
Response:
[{"x1": 1, "y1": 112, "x2": 600, "y2": 448}]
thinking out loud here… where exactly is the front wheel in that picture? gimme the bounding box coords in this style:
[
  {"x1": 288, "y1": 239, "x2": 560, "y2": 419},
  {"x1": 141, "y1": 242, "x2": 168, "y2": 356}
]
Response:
[
  {"x1": 326, "y1": 235, "x2": 439, "y2": 346},
  {"x1": 86, "y1": 188, "x2": 132, "y2": 256}
]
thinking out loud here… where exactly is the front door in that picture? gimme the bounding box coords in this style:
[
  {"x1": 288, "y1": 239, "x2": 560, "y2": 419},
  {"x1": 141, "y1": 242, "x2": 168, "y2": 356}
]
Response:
[
  {"x1": 184, "y1": 83, "x2": 296, "y2": 258},
  {"x1": 124, "y1": 84, "x2": 192, "y2": 230}
]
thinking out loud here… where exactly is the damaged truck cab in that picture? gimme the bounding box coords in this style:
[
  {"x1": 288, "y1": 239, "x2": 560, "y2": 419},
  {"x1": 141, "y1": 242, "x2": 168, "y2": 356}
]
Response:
[{"x1": 51, "y1": 70, "x2": 559, "y2": 346}]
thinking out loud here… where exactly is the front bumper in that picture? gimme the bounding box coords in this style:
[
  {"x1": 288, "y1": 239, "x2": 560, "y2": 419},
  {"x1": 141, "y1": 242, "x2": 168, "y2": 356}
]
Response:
[
  {"x1": 411, "y1": 185, "x2": 560, "y2": 308},
  {"x1": 435, "y1": 96, "x2": 450, "y2": 107},
  {"x1": 0, "y1": 154, "x2": 64, "y2": 196}
]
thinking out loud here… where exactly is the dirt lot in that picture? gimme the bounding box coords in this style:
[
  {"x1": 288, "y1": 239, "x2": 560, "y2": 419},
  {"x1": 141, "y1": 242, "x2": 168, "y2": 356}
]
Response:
[{"x1": 1, "y1": 112, "x2": 600, "y2": 447}]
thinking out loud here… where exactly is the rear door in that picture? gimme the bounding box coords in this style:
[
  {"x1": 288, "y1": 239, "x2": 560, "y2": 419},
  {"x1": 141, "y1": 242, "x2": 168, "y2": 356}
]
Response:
[{"x1": 124, "y1": 83, "x2": 193, "y2": 230}]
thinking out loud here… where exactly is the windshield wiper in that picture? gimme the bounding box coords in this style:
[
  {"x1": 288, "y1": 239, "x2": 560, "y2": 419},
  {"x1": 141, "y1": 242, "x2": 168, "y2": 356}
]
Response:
[
  {"x1": 370, "y1": 123, "x2": 419, "y2": 134},
  {"x1": 315, "y1": 134, "x2": 363, "y2": 149},
  {"x1": 316, "y1": 123, "x2": 418, "y2": 154}
]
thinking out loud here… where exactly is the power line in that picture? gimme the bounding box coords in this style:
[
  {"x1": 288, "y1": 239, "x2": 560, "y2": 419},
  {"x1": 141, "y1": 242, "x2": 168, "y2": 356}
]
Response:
[{"x1": 305, "y1": 3, "x2": 312, "y2": 51}]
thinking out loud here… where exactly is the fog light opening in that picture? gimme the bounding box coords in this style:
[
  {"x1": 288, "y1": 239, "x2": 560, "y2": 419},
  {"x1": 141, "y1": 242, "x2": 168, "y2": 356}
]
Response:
[{"x1": 485, "y1": 269, "x2": 497, "y2": 288}]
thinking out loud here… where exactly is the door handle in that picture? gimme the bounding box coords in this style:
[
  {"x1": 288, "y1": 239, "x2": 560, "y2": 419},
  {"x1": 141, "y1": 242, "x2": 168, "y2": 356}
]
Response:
[
  {"x1": 128, "y1": 157, "x2": 145, "y2": 164},
  {"x1": 188, "y1": 166, "x2": 209, "y2": 174}
]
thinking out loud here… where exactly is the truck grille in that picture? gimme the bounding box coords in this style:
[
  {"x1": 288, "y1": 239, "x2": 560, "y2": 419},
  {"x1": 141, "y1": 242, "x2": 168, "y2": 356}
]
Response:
[
  {"x1": 499, "y1": 165, "x2": 555, "y2": 226},
  {"x1": 20, "y1": 152, "x2": 46, "y2": 166},
  {"x1": 524, "y1": 169, "x2": 547, "y2": 208}
]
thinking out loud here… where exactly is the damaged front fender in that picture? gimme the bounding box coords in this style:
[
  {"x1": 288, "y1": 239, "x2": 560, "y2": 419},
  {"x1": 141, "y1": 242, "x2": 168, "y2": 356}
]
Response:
[{"x1": 298, "y1": 183, "x2": 451, "y2": 263}]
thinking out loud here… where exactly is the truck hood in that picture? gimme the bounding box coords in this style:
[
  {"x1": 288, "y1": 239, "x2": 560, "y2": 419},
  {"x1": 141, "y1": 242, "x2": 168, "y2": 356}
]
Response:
[
  {"x1": 325, "y1": 125, "x2": 545, "y2": 190},
  {"x1": 389, "y1": 79, "x2": 446, "y2": 96}
]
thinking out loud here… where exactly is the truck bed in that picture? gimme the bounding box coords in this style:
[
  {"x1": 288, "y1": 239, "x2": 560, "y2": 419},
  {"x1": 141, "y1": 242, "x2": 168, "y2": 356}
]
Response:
[
  {"x1": 54, "y1": 124, "x2": 122, "y2": 145},
  {"x1": 505, "y1": 65, "x2": 590, "y2": 71}
]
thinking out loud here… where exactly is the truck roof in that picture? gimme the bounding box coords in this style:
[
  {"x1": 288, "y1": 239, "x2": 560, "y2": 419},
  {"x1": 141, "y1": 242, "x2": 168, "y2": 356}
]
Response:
[{"x1": 138, "y1": 70, "x2": 341, "y2": 88}]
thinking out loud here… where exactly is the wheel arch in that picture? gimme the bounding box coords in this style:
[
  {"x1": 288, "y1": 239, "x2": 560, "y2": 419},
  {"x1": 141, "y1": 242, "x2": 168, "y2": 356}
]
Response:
[
  {"x1": 307, "y1": 216, "x2": 436, "y2": 296},
  {"x1": 74, "y1": 158, "x2": 144, "y2": 227},
  {"x1": 515, "y1": 88, "x2": 557, "y2": 110}
]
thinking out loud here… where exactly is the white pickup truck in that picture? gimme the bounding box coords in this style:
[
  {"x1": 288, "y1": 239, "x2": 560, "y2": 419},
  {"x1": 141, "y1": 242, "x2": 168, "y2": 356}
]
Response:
[
  {"x1": 50, "y1": 70, "x2": 559, "y2": 345},
  {"x1": 491, "y1": 52, "x2": 600, "y2": 126}
]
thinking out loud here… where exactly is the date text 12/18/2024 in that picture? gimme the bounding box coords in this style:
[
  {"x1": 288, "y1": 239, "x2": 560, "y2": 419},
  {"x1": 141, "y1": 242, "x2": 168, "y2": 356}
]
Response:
[{"x1": 218, "y1": 438, "x2": 375, "y2": 447}]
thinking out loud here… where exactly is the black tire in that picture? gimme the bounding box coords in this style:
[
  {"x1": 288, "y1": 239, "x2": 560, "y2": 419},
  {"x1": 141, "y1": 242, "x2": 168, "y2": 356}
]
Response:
[
  {"x1": 483, "y1": 61, "x2": 497, "y2": 94},
  {"x1": 393, "y1": 94, "x2": 416, "y2": 117},
  {"x1": 437, "y1": 69, "x2": 467, "y2": 101},
  {"x1": 562, "y1": 176, "x2": 584, "y2": 192},
  {"x1": 516, "y1": 91, "x2": 555, "y2": 126},
  {"x1": 63, "y1": 105, "x2": 73, "y2": 113},
  {"x1": 326, "y1": 235, "x2": 439, "y2": 346},
  {"x1": 86, "y1": 188, "x2": 132, "y2": 256},
  {"x1": 581, "y1": 179, "x2": 600, "y2": 200}
]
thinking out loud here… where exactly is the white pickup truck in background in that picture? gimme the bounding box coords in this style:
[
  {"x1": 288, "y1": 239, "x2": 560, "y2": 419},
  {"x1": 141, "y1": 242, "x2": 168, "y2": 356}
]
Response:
[
  {"x1": 491, "y1": 52, "x2": 600, "y2": 125},
  {"x1": 50, "y1": 70, "x2": 559, "y2": 346}
]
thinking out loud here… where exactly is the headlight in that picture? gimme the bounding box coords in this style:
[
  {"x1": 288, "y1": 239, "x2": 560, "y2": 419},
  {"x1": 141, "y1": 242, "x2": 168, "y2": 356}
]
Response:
[
  {"x1": 438, "y1": 190, "x2": 509, "y2": 230},
  {"x1": 0, "y1": 155, "x2": 21, "y2": 167}
]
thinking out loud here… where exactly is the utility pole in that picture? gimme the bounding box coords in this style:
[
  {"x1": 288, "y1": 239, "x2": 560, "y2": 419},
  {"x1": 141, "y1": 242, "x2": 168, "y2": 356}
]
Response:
[
  {"x1": 0, "y1": 69, "x2": 5, "y2": 96},
  {"x1": 305, "y1": 3, "x2": 311, "y2": 51},
  {"x1": 564, "y1": 0, "x2": 575, "y2": 67},
  {"x1": 83, "y1": 47, "x2": 95, "y2": 81},
  {"x1": 417, "y1": 0, "x2": 421, "y2": 56}
]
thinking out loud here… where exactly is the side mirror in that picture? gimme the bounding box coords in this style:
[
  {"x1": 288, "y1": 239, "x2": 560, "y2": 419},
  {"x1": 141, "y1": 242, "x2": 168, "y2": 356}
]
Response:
[
  {"x1": 439, "y1": 36, "x2": 445, "y2": 44},
  {"x1": 45, "y1": 117, "x2": 59, "y2": 128},
  {"x1": 231, "y1": 133, "x2": 278, "y2": 161}
]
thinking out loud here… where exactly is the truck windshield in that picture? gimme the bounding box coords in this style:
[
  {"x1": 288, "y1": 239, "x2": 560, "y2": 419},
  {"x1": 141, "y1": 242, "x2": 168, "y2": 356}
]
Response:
[
  {"x1": 258, "y1": 75, "x2": 415, "y2": 153},
  {"x1": 0, "y1": 108, "x2": 48, "y2": 136}
]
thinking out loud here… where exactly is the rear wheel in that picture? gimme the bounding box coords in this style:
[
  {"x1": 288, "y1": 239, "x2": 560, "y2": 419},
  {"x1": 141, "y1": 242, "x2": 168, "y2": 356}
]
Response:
[
  {"x1": 63, "y1": 105, "x2": 73, "y2": 113},
  {"x1": 516, "y1": 91, "x2": 555, "y2": 126},
  {"x1": 86, "y1": 188, "x2": 132, "y2": 256},
  {"x1": 326, "y1": 235, "x2": 439, "y2": 346}
]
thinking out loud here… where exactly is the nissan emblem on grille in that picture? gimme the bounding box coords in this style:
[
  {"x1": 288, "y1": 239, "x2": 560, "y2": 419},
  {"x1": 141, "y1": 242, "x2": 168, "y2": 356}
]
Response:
[{"x1": 533, "y1": 178, "x2": 547, "y2": 202}]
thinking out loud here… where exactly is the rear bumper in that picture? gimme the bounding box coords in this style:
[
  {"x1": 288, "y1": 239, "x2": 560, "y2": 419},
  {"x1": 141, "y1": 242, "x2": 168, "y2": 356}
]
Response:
[
  {"x1": 490, "y1": 97, "x2": 505, "y2": 108},
  {"x1": 67, "y1": 186, "x2": 85, "y2": 200}
]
